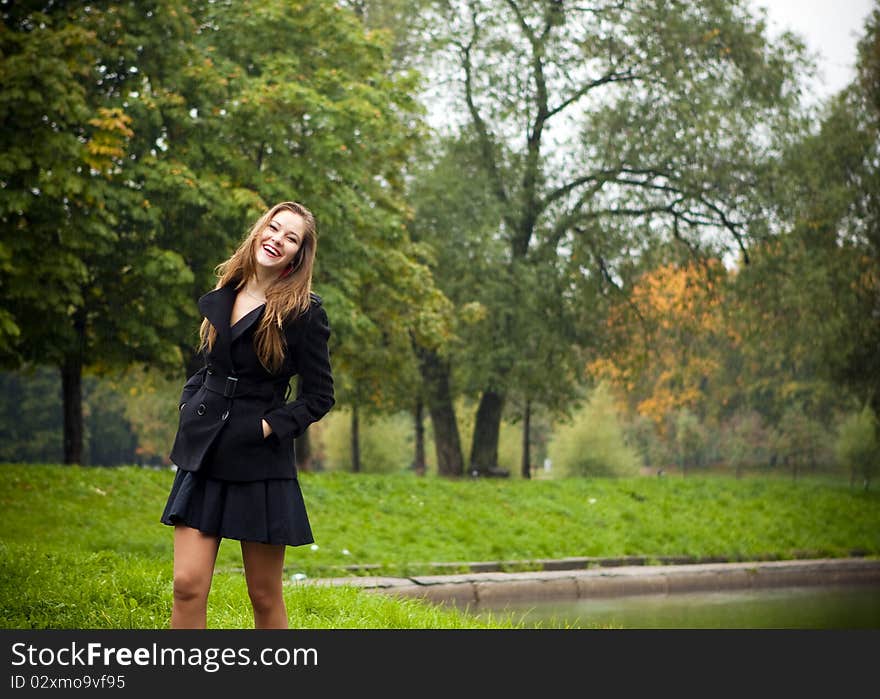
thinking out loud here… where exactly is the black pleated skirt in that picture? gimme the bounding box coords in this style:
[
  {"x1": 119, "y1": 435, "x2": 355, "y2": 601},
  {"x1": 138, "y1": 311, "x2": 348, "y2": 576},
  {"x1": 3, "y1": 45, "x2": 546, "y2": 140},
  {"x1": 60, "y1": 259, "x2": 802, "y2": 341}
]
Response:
[{"x1": 160, "y1": 467, "x2": 314, "y2": 547}]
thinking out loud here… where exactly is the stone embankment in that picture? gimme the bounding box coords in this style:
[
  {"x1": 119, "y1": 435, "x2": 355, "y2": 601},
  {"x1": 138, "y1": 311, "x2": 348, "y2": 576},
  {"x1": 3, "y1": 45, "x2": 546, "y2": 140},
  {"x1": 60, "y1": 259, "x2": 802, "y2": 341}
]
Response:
[{"x1": 300, "y1": 557, "x2": 880, "y2": 606}]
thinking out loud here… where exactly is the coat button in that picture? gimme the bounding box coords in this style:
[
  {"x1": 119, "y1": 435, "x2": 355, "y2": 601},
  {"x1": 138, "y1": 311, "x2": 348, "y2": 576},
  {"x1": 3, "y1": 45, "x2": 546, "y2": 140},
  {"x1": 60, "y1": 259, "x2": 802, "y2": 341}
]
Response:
[
  {"x1": 221, "y1": 410, "x2": 229, "y2": 421},
  {"x1": 197, "y1": 403, "x2": 206, "y2": 416}
]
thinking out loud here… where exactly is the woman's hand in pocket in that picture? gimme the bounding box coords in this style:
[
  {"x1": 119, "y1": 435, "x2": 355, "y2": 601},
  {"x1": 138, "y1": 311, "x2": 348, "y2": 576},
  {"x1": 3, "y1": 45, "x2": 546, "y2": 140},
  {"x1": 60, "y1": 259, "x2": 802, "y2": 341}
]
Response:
[{"x1": 261, "y1": 418, "x2": 273, "y2": 439}]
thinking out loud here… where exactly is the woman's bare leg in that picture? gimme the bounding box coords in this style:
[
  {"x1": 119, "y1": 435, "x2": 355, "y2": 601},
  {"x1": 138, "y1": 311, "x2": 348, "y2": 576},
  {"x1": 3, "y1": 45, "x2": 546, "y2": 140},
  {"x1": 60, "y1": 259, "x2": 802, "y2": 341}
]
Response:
[
  {"x1": 170, "y1": 525, "x2": 221, "y2": 629},
  {"x1": 241, "y1": 541, "x2": 288, "y2": 629}
]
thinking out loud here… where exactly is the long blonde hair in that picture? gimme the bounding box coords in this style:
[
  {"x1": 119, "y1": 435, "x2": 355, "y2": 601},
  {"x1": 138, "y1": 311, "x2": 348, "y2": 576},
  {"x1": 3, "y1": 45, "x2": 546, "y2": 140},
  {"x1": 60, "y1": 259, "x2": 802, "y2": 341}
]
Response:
[{"x1": 199, "y1": 201, "x2": 318, "y2": 373}]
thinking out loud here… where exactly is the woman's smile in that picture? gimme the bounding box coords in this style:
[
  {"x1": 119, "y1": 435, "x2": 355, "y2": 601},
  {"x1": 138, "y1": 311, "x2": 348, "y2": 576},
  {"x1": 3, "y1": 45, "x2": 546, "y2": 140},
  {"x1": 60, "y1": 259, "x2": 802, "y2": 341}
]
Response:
[{"x1": 261, "y1": 241, "x2": 282, "y2": 259}]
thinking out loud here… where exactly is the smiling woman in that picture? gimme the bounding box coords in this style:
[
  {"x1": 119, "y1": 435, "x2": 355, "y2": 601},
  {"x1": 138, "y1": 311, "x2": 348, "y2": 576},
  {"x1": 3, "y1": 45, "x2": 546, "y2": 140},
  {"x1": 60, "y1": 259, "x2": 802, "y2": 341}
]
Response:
[
  {"x1": 253, "y1": 209, "x2": 305, "y2": 276},
  {"x1": 160, "y1": 201, "x2": 335, "y2": 630}
]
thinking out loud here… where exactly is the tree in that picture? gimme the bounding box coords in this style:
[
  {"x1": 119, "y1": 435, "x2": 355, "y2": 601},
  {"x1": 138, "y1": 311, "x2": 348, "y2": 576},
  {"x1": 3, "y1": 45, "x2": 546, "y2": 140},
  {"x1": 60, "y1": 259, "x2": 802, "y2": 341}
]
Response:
[
  {"x1": 772, "y1": 404, "x2": 833, "y2": 481},
  {"x1": 1, "y1": 2, "x2": 200, "y2": 463},
  {"x1": 0, "y1": 365, "x2": 142, "y2": 466},
  {"x1": 708, "y1": 7, "x2": 880, "y2": 455},
  {"x1": 406, "y1": 133, "x2": 502, "y2": 476},
  {"x1": 588, "y1": 259, "x2": 734, "y2": 444},
  {"x1": 412, "y1": 0, "x2": 811, "y2": 473},
  {"x1": 0, "y1": 367, "x2": 63, "y2": 463},
  {"x1": 720, "y1": 409, "x2": 771, "y2": 478},
  {"x1": 1, "y1": 1, "x2": 446, "y2": 466},
  {"x1": 834, "y1": 405, "x2": 879, "y2": 491},
  {"x1": 546, "y1": 382, "x2": 641, "y2": 478},
  {"x1": 673, "y1": 408, "x2": 707, "y2": 476},
  {"x1": 737, "y1": 7, "x2": 880, "y2": 419}
]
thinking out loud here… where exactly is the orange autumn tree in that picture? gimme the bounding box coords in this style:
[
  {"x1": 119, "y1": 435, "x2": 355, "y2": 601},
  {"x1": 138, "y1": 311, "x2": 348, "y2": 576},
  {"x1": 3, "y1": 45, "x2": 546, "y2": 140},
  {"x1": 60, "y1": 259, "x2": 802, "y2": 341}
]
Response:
[{"x1": 589, "y1": 259, "x2": 739, "y2": 443}]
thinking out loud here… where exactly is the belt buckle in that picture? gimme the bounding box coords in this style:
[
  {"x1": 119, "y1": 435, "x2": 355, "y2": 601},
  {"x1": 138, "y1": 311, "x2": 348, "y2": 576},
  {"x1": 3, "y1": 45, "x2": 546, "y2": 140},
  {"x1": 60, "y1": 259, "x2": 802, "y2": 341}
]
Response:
[{"x1": 224, "y1": 376, "x2": 239, "y2": 398}]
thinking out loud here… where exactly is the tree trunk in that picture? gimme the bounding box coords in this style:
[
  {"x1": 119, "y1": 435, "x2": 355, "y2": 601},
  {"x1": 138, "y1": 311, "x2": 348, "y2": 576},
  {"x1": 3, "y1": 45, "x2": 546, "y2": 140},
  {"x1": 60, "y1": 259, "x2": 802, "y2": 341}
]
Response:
[
  {"x1": 61, "y1": 310, "x2": 86, "y2": 465},
  {"x1": 469, "y1": 389, "x2": 506, "y2": 476},
  {"x1": 61, "y1": 355, "x2": 83, "y2": 465},
  {"x1": 351, "y1": 403, "x2": 361, "y2": 473},
  {"x1": 430, "y1": 399, "x2": 464, "y2": 477},
  {"x1": 521, "y1": 398, "x2": 531, "y2": 479},
  {"x1": 413, "y1": 343, "x2": 463, "y2": 477},
  {"x1": 413, "y1": 398, "x2": 426, "y2": 476}
]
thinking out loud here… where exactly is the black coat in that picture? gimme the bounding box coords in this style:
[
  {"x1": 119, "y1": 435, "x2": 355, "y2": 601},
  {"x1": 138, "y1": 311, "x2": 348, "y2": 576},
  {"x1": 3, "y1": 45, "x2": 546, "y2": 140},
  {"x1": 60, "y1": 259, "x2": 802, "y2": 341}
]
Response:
[{"x1": 168, "y1": 284, "x2": 335, "y2": 481}]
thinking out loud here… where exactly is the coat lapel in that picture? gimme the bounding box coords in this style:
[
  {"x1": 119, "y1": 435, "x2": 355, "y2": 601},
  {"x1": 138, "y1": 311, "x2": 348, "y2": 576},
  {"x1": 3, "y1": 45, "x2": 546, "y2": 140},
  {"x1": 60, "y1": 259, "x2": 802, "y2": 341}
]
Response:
[
  {"x1": 230, "y1": 303, "x2": 265, "y2": 343},
  {"x1": 197, "y1": 285, "x2": 236, "y2": 364}
]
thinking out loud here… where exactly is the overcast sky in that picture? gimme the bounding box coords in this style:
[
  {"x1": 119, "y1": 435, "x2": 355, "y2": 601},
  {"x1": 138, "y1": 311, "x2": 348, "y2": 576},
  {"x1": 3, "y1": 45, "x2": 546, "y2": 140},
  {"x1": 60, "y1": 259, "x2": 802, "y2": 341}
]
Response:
[{"x1": 749, "y1": 0, "x2": 876, "y2": 101}]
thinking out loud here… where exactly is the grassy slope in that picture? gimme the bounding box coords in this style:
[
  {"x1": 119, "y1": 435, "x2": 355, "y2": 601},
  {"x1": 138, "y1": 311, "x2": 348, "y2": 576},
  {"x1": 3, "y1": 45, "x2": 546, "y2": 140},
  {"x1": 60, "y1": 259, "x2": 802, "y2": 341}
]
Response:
[{"x1": 1, "y1": 464, "x2": 877, "y2": 628}]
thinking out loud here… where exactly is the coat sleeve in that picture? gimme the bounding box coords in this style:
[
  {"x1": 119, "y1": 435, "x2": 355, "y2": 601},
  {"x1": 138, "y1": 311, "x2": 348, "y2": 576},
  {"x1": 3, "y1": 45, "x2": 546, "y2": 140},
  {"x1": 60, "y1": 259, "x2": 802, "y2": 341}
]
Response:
[
  {"x1": 178, "y1": 364, "x2": 207, "y2": 410},
  {"x1": 263, "y1": 303, "x2": 335, "y2": 442}
]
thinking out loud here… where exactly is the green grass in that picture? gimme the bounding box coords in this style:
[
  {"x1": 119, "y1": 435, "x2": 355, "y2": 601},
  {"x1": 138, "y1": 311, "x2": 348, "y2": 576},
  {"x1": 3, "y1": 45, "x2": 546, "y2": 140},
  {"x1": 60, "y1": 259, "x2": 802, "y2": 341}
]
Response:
[
  {"x1": 1, "y1": 463, "x2": 878, "y2": 629},
  {"x1": 0, "y1": 541, "x2": 521, "y2": 629}
]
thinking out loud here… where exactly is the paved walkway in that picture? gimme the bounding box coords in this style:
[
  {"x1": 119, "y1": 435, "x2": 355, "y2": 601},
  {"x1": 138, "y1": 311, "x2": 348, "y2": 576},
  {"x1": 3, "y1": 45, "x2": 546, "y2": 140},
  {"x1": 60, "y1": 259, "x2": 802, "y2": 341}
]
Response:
[{"x1": 297, "y1": 557, "x2": 880, "y2": 606}]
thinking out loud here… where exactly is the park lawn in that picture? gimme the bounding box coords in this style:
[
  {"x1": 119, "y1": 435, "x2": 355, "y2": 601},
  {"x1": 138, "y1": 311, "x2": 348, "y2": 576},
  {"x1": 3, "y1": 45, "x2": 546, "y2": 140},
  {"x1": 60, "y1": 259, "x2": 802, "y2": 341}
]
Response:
[
  {"x1": 1, "y1": 463, "x2": 878, "y2": 628},
  {"x1": 0, "y1": 541, "x2": 521, "y2": 629}
]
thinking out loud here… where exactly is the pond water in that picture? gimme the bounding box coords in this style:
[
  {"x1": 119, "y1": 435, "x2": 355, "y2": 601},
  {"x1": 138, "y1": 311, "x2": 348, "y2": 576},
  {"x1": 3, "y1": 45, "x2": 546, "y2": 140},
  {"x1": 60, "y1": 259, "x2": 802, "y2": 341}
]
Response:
[{"x1": 467, "y1": 584, "x2": 880, "y2": 629}]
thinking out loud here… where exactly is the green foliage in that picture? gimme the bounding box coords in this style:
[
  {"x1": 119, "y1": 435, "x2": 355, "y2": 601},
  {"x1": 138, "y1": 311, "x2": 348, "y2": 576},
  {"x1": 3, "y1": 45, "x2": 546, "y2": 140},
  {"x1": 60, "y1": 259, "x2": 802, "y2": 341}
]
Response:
[
  {"x1": 834, "y1": 405, "x2": 879, "y2": 490},
  {"x1": 772, "y1": 404, "x2": 835, "y2": 478},
  {"x1": 673, "y1": 408, "x2": 709, "y2": 474},
  {"x1": 0, "y1": 367, "x2": 141, "y2": 465},
  {"x1": 727, "y1": 235, "x2": 859, "y2": 428},
  {"x1": 495, "y1": 418, "x2": 524, "y2": 476},
  {"x1": 547, "y1": 384, "x2": 642, "y2": 478},
  {"x1": 319, "y1": 400, "x2": 531, "y2": 476},
  {"x1": 0, "y1": 367, "x2": 63, "y2": 463},
  {"x1": 83, "y1": 377, "x2": 138, "y2": 466},
  {"x1": 322, "y1": 408, "x2": 418, "y2": 474},
  {"x1": 739, "y1": 7, "x2": 880, "y2": 419},
  {"x1": 0, "y1": 2, "x2": 198, "y2": 370},
  {"x1": 720, "y1": 409, "x2": 772, "y2": 477},
  {"x1": 1, "y1": 0, "x2": 446, "y2": 465},
  {"x1": 399, "y1": 0, "x2": 815, "y2": 477},
  {"x1": 101, "y1": 365, "x2": 182, "y2": 467},
  {"x1": 623, "y1": 413, "x2": 672, "y2": 472}
]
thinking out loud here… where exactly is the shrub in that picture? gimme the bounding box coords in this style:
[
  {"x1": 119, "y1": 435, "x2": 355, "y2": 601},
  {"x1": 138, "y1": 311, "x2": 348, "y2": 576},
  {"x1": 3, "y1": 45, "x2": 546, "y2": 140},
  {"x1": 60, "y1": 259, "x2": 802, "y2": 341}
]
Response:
[
  {"x1": 547, "y1": 384, "x2": 642, "y2": 477},
  {"x1": 720, "y1": 410, "x2": 772, "y2": 478},
  {"x1": 772, "y1": 405, "x2": 834, "y2": 479},
  {"x1": 672, "y1": 408, "x2": 708, "y2": 475},
  {"x1": 834, "y1": 405, "x2": 879, "y2": 491},
  {"x1": 322, "y1": 408, "x2": 419, "y2": 474}
]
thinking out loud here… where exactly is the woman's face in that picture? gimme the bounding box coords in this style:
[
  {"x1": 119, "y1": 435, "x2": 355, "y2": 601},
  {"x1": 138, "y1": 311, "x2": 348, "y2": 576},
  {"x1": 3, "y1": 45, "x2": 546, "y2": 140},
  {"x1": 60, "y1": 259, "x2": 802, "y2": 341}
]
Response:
[{"x1": 254, "y1": 209, "x2": 306, "y2": 272}]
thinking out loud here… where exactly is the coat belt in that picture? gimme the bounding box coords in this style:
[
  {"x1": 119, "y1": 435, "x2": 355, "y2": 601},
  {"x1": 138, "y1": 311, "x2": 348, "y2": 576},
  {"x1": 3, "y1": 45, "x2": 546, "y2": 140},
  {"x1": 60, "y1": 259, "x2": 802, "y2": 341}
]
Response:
[{"x1": 203, "y1": 371, "x2": 281, "y2": 400}]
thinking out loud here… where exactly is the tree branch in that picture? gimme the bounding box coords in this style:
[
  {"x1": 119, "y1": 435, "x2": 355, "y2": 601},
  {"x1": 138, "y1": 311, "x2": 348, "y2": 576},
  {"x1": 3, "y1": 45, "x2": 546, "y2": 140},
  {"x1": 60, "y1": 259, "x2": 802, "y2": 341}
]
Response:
[
  {"x1": 695, "y1": 194, "x2": 751, "y2": 265},
  {"x1": 459, "y1": 4, "x2": 511, "y2": 218},
  {"x1": 504, "y1": 0, "x2": 551, "y2": 256},
  {"x1": 546, "y1": 70, "x2": 641, "y2": 121}
]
